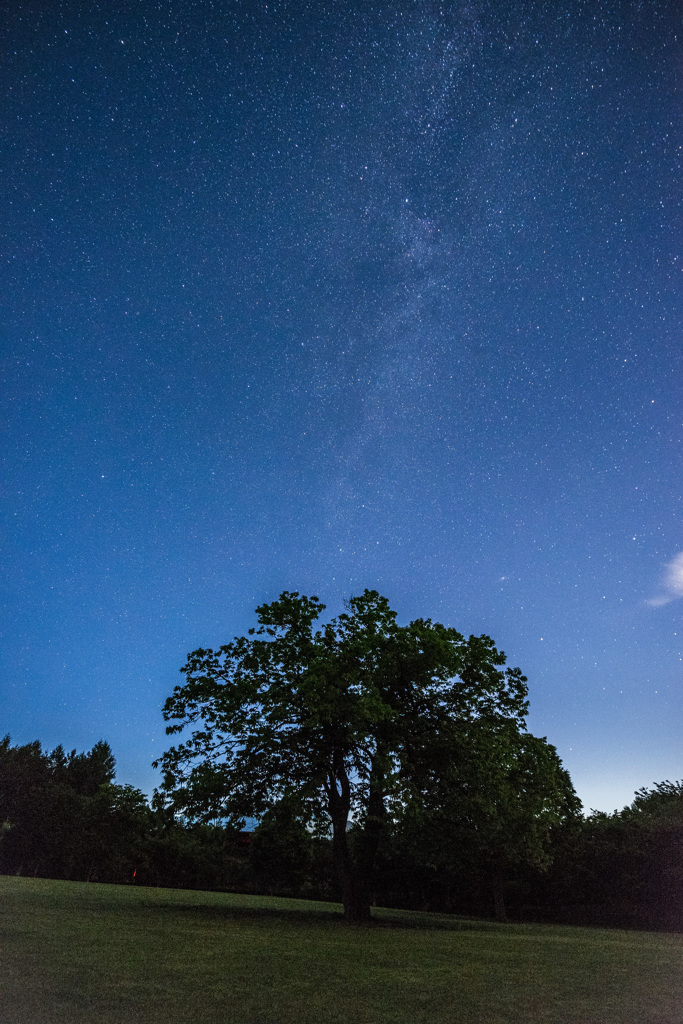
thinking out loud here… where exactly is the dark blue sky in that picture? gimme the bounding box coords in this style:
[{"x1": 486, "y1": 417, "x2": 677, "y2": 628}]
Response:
[{"x1": 2, "y1": 0, "x2": 680, "y2": 812}]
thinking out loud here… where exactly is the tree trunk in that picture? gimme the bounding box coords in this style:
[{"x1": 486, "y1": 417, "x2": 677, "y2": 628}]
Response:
[
  {"x1": 327, "y1": 749, "x2": 387, "y2": 924},
  {"x1": 330, "y1": 797, "x2": 373, "y2": 922},
  {"x1": 327, "y1": 756, "x2": 374, "y2": 924}
]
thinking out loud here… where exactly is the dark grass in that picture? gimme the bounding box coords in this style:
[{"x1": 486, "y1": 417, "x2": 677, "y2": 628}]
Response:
[{"x1": 1, "y1": 876, "x2": 681, "y2": 1023}]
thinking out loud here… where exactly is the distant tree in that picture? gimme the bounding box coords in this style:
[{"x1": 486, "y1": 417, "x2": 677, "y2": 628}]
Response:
[
  {"x1": 393, "y1": 724, "x2": 580, "y2": 919},
  {"x1": 155, "y1": 590, "x2": 531, "y2": 922},
  {"x1": 144, "y1": 796, "x2": 249, "y2": 891},
  {"x1": 625, "y1": 780, "x2": 683, "y2": 823},
  {"x1": 0, "y1": 736, "x2": 52, "y2": 875},
  {"x1": 75, "y1": 782, "x2": 152, "y2": 883},
  {"x1": 533, "y1": 780, "x2": 683, "y2": 931},
  {"x1": 249, "y1": 799, "x2": 313, "y2": 896},
  {"x1": 481, "y1": 731, "x2": 581, "y2": 919},
  {"x1": 0, "y1": 735, "x2": 149, "y2": 883},
  {"x1": 53, "y1": 740, "x2": 116, "y2": 797}
]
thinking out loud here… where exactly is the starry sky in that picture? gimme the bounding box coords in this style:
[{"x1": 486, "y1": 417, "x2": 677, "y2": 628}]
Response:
[{"x1": 1, "y1": 1, "x2": 680, "y2": 813}]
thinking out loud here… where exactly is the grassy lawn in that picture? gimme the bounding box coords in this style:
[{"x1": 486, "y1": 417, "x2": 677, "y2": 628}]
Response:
[{"x1": 1, "y1": 876, "x2": 681, "y2": 1023}]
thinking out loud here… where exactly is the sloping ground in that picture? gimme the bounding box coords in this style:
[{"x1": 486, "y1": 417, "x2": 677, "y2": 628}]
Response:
[{"x1": 1, "y1": 876, "x2": 681, "y2": 1024}]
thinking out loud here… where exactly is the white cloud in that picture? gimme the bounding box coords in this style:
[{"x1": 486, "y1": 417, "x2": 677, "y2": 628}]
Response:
[
  {"x1": 664, "y1": 551, "x2": 683, "y2": 595},
  {"x1": 647, "y1": 551, "x2": 683, "y2": 607}
]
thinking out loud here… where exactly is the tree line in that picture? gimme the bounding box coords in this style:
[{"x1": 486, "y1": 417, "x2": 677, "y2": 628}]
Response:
[
  {"x1": 2, "y1": 590, "x2": 681, "y2": 930},
  {"x1": 1, "y1": 732, "x2": 681, "y2": 930}
]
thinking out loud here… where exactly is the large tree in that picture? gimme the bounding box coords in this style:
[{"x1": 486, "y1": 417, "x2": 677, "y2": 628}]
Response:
[{"x1": 155, "y1": 589, "x2": 531, "y2": 922}]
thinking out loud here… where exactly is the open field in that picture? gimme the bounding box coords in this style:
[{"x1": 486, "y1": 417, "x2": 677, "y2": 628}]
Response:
[{"x1": 1, "y1": 876, "x2": 681, "y2": 1023}]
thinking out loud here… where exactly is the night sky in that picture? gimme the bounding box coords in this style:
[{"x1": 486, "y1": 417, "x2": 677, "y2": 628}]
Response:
[{"x1": 2, "y1": 1, "x2": 680, "y2": 813}]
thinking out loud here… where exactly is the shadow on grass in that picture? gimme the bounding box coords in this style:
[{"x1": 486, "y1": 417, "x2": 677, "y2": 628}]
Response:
[
  {"x1": 153, "y1": 900, "x2": 503, "y2": 933},
  {"x1": 155, "y1": 902, "x2": 343, "y2": 927},
  {"x1": 374, "y1": 910, "x2": 504, "y2": 933}
]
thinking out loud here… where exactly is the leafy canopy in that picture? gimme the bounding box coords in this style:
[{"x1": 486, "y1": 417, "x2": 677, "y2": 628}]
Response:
[{"x1": 155, "y1": 589, "x2": 530, "y2": 831}]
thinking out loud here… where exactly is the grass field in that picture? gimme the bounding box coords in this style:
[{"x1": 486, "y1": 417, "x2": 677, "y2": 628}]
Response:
[{"x1": 1, "y1": 876, "x2": 681, "y2": 1023}]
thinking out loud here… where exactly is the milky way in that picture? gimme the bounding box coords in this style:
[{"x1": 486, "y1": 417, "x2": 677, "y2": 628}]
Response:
[{"x1": 1, "y1": 1, "x2": 680, "y2": 810}]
